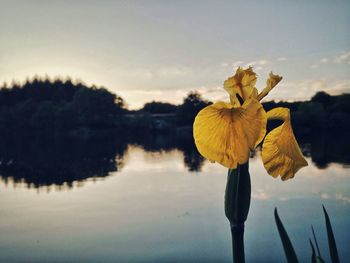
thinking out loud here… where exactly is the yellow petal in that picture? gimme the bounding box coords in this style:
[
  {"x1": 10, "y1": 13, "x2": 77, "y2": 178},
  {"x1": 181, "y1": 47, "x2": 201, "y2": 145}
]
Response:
[
  {"x1": 257, "y1": 72, "x2": 282, "y2": 101},
  {"x1": 262, "y1": 107, "x2": 308, "y2": 180},
  {"x1": 224, "y1": 67, "x2": 258, "y2": 107},
  {"x1": 193, "y1": 99, "x2": 266, "y2": 168}
]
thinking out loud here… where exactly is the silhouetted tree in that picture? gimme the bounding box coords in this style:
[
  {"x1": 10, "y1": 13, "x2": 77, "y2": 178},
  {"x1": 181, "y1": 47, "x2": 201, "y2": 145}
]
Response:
[
  {"x1": 72, "y1": 87, "x2": 118, "y2": 128},
  {"x1": 311, "y1": 91, "x2": 331, "y2": 109},
  {"x1": 297, "y1": 102, "x2": 326, "y2": 130},
  {"x1": 31, "y1": 101, "x2": 56, "y2": 132},
  {"x1": 0, "y1": 78, "x2": 126, "y2": 135},
  {"x1": 142, "y1": 101, "x2": 177, "y2": 114},
  {"x1": 176, "y1": 91, "x2": 211, "y2": 125}
]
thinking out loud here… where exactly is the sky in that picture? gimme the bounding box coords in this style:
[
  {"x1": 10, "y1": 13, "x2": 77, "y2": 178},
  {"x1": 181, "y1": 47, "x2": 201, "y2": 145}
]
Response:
[{"x1": 1, "y1": 0, "x2": 349, "y2": 109}]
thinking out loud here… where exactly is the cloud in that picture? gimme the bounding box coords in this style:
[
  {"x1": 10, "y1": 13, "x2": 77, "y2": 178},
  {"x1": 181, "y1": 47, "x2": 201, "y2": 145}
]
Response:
[
  {"x1": 320, "y1": 58, "x2": 328, "y2": 63},
  {"x1": 320, "y1": 192, "x2": 350, "y2": 203},
  {"x1": 335, "y1": 193, "x2": 350, "y2": 203},
  {"x1": 114, "y1": 66, "x2": 193, "y2": 80},
  {"x1": 143, "y1": 71, "x2": 154, "y2": 78},
  {"x1": 324, "y1": 80, "x2": 350, "y2": 94},
  {"x1": 195, "y1": 86, "x2": 226, "y2": 101},
  {"x1": 157, "y1": 67, "x2": 193, "y2": 77},
  {"x1": 177, "y1": 85, "x2": 228, "y2": 104},
  {"x1": 320, "y1": 193, "x2": 330, "y2": 199},
  {"x1": 277, "y1": 57, "x2": 287, "y2": 62},
  {"x1": 232, "y1": 61, "x2": 243, "y2": 68},
  {"x1": 252, "y1": 189, "x2": 271, "y2": 200},
  {"x1": 311, "y1": 64, "x2": 319, "y2": 69},
  {"x1": 228, "y1": 58, "x2": 273, "y2": 70},
  {"x1": 245, "y1": 59, "x2": 269, "y2": 68},
  {"x1": 301, "y1": 79, "x2": 350, "y2": 95},
  {"x1": 264, "y1": 78, "x2": 350, "y2": 101},
  {"x1": 334, "y1": 51, "x2": 350, "y2": 64}
]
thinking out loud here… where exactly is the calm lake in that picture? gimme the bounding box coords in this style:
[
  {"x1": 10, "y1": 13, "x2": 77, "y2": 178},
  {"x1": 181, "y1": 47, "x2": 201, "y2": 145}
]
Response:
[{"x1": 0, "y1": 133, "x2": 349, "y2": 263}]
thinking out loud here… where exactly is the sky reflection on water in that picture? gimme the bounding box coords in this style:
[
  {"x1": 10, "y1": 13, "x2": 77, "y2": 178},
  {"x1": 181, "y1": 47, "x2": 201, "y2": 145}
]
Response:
[{"x1": 0, "y1": 144, "x2": 350, "y2": 262}]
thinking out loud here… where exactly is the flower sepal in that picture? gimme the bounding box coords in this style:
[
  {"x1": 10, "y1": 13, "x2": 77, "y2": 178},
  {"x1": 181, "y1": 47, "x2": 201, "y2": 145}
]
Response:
[{"x1": 225, "y1": 162, "x2": 251, "y2": 225}]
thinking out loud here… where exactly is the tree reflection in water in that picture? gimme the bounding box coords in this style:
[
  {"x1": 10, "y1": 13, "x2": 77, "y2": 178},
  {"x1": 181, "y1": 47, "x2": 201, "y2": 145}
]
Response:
[
  {"x1": 0, "y1": 132, "x2": 349, "y2": 190},
  {"x1": 0, "y1": 133, "x2": 127, "y2": 190},
  {"x1": 129, "y1": 133, "x2": 205, "y2": 172},
  {"x1": 307, "y1": 132, "x2": 350, "y2": 169}
]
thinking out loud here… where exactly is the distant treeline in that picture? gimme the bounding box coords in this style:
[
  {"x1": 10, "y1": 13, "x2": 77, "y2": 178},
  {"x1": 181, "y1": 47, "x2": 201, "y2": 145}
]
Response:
[
  {"x1": 263, "y1": 91, "x2": 350, "y2": 134},
  {"x1": 0, "y1": 78, "x2": 349, "y2": 137},
  {"x1": 0, "y1": 78, "x2": 126, "y2": 138}
]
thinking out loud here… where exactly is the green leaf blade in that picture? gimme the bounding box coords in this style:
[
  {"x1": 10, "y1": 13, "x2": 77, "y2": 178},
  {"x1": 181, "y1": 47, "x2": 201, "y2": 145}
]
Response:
[
  {"x1": 310, "y1": 239, "x2": 317, "y2": 263},
  {"x1": 323, "y1": 205, "x2": 340, "y2": 263},
  {"x1": 274, "y1": 208, "x2": 299, "y2": 263}
]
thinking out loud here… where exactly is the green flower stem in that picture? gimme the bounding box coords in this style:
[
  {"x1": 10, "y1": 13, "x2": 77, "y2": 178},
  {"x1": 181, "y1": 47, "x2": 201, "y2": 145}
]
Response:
[
  {"x1": 225, "y1": 162, "x2": 251, "y2": 263},
  {"x1": 230, "y1": 223, "x2": 245, "y2": 263}
]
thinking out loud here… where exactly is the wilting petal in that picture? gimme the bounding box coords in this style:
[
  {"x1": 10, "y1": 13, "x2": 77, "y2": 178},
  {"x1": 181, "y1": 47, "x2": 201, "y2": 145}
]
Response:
[
  {"x1": 193, "y1": 99, "x2": 266, "y2": 168},
  {"x1": 262, "y1": 107, "x2": 308, "y2": 180},
  {"x1": 224, "y1": 67, "x2": 258, "y2": 107},
  {"x1": 257, "y1": 72, "x2": 283, "y2": 101}
]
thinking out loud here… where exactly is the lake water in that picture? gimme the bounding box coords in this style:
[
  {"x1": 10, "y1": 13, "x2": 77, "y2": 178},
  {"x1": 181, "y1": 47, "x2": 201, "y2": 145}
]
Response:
[{"x1": 0, "y1": 134, "x2": 349, "y2": 263}]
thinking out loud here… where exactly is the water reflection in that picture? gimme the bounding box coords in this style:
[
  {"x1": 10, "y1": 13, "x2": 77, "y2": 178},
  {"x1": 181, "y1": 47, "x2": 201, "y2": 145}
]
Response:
[
  {"x1": 307, "y1": 132, "x2": 350, "y2": 168},
  {"x1": 130, "y1": 134, "x2": 205, "y2": 172},
  {"x1": 0, "y1": 133, "x2": 349, "y2": 263},
  {"x1": 0, "y1": 135, "x2": 127, "y2": 189},
  {"x1": 0, "y1": 132, "x2": 349, "y2": 189}
]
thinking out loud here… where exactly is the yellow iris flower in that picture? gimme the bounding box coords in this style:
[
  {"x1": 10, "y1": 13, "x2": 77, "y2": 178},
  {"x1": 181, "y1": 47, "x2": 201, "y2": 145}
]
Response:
[{"x1": 193, "y1": 67, "x2": 307, "y2": 180}]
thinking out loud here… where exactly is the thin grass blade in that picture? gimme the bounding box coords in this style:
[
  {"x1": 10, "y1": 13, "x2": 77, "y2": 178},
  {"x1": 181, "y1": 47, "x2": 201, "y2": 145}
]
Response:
[
  {"x1": 310, "y1": 238, "x2": 325, "y2": 263},
  {"x1": 311, "y1": 225, "x2": 322, "y2": 257},
  {"x1": 310, "y1": 239, "x2": 317, "y2": 263}
]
